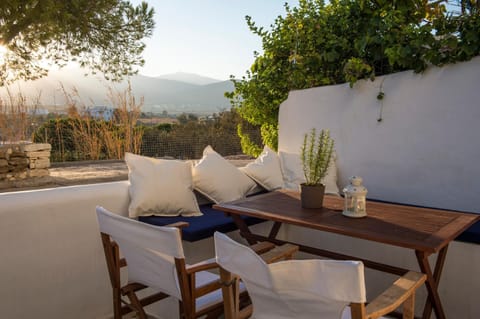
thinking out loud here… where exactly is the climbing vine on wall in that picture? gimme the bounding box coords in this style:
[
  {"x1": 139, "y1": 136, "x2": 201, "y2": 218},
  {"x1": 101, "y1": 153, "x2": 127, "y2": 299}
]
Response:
[{"x1": 227, "y1": 0, "x2": 480, "y2": 155}]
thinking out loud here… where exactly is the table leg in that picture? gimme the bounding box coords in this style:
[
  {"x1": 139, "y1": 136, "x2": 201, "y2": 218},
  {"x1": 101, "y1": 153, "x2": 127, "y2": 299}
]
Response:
[
  {"x1": 415, "y1": 246, "x2": 449, "y2": 319},
  {"x1": 268, "y1": 222, "x2": 282, "y2": 240},
  {"x1": 230, "y1": 215, "x2": 257, "y2": 245}
]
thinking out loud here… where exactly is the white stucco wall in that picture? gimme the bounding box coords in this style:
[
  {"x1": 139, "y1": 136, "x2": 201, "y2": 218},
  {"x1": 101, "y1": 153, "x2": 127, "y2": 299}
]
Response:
[
  {"x1": 0, "y1": 181, "x2": 274, "y2": 319},
  {"x1": 0, "y1": 182, "x2": 131, "y2": 319},
  {"x1": 278, "y1": 57, "x2": 480, "y2": 318},
  {"x1": 279, "y1": 56, "x2": 480, "y2": 213}
]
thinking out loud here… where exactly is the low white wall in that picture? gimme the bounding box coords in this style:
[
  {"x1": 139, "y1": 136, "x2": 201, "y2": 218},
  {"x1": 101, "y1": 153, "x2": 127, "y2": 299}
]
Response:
[
  {"x1": 0, "y1": 182, "x2": 130, "y2": 319},
  {"x1": 279, "y1": 56, "x2": 480, "y2": 213},
  {"x1": 278, "y1": 57, "x2": 480, "y2": 318},
  {"x1": 0, "y1": 181, "x2": 274, "y2": 319}
]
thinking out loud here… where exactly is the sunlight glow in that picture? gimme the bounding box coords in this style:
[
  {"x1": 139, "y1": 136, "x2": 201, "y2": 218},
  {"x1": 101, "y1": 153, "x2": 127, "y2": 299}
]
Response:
[{"x1": 0, "y1": 45, "x2": 7, "y2": 64}]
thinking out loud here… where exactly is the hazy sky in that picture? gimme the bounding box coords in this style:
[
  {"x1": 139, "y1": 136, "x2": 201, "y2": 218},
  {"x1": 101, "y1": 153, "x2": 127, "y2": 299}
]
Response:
[{"x1": 130, "y1": 0, "x2": 299, "y2": 80}]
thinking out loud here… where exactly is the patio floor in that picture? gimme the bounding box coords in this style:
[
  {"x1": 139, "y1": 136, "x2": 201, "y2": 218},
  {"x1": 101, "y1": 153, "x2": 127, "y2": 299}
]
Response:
[{"x1": 0, "y1": 157, "x2": 253, "y2": 193}]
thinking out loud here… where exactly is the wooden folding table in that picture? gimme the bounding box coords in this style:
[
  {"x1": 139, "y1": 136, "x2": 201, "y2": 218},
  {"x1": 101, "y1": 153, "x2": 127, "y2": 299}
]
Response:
[{"x1": 214, "y1": 190, "x2": 479, "y2": 319}]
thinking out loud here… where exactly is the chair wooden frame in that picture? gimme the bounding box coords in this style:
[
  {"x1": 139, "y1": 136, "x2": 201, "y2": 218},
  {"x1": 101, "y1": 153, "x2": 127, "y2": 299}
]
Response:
[
  {"x1": 350, "y1": 271, "x2": 426, "y2": 319},
  {"x1": 99, "y1": 217, "x2": 298, "y2": 319},
  {"x1": 219, "y1": 258, "x2": 426, "y2": 319},
  {"x1": 100, "y1": 221, "x2": 227, "y2": 319},
  {"x1": 218, "y1": 243, "x2": 300, "y2": 319},
  {"x1": 100, "y1": 232, "x2": 169, "y2": 318}
]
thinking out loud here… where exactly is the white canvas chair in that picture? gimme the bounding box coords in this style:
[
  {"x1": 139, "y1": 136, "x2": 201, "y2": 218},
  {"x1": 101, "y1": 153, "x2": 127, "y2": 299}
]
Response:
[
  {"x1": 214, "y1": 232, "x2": 426, "y2": 319},
  {"x1": 96, "y1": 206, "x2": 225, "y2": 319}
]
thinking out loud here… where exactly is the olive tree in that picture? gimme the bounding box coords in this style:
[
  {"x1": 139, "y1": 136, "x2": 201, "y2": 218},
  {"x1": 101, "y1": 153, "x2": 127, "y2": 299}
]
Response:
[{"x1": 0, "y1": 0, "x2": 154, "y2": 85}]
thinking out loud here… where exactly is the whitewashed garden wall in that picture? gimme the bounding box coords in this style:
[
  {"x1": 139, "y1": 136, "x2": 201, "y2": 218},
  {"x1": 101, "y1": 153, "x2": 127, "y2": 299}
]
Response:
[
  {"x1": 278, "y1": 57, "x2": 480, "y2": 318},
  {"x1": 279, "y1": 56, "x2": 480, "y2": 214}
]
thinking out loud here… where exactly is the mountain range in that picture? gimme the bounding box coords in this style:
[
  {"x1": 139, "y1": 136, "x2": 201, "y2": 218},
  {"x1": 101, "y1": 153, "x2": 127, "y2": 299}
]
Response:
[{"x1": 1, "y1": 69, "x2": 235, "y2": 115}]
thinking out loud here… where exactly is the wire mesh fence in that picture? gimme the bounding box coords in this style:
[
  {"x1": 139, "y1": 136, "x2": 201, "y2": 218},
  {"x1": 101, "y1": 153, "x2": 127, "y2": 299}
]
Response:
[
  {"x1": 140, "y1": 126, "x2": 261, "y2": 160},
  {"x1": 41, "y1": 122, "x2": 263, "y2": 162},
  {"x1": 2, "y1": 85, "x2": 264, "y2": 162},
  {"x1": 140, "y1": 128, "x2": 255, "y2": 160}
]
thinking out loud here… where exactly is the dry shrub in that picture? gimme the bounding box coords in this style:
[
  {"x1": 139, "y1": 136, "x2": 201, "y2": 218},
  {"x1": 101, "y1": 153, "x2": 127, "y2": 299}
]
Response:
[
  {"x1": 0, "y1": 88, "x2": 40, "y2": 143},
  {"x1": 103, "y1": 83, "x2": 143, "y2": 158},
  {"x1": 57, "y1": 82, "x2": 143, "y2": 160},
  {"x1": 60, "y1": 85, "x2": 103, "y2": 160}
]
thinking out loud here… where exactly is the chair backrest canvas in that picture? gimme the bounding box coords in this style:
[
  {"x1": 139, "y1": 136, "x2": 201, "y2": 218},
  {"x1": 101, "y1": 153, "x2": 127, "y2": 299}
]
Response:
[
  {"x1": 96, "y1": 206, "x2": 185, "y2": 299},
  {"x1": 214, "y1": 232, "x2": 366, "y2": 319}
]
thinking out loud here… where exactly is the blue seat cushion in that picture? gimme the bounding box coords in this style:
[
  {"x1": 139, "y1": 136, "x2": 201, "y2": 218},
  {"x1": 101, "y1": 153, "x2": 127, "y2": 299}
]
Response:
[
  {"x1": 456, "y1": 219, "x2": 480, "y2": 244},
  {"x1": 139, "y1": 204, "x2": 266, "y2": 242}
]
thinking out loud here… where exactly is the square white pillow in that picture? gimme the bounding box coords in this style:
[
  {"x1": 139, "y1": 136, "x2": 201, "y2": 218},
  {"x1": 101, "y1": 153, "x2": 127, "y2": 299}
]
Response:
[
  {"x1": 240, "y1": 146, "x2": 284, "y2": 191},
  {"x1": 125, "y1": 152, "x2": 202, "y2": 218},
  {"x1": 192, "y1": 146, "x2": 257, "y2": 203},
  {"x1": 279, "y1": 151, "x2": 340, "y2": 195}
]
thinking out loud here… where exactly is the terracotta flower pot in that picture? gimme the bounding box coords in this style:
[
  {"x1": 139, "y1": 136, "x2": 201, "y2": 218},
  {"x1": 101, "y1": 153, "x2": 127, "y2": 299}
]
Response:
[{"x1": 300, "y1": 183, "x2": 325, "y2": 209}]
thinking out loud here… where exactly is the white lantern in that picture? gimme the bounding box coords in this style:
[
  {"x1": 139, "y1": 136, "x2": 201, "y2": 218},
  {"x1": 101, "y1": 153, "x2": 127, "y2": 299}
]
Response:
[{"x1": 342, "y1": 176, "x2": 368, "y2": 218}]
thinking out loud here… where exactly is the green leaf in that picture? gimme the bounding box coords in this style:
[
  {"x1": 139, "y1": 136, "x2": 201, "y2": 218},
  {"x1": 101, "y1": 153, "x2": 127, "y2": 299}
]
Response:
[{"x1": 227, "y1": 0, "x2": 479, "y2": 156}]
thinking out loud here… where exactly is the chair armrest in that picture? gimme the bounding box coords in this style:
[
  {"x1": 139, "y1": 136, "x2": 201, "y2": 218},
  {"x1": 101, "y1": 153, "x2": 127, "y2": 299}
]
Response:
[
  {"x1": 186, "y1": 257, "x2": 222, "y2": 298},
  {"x1": 364, "y1": 271, "x2": 426, "y2": 319},
  {"x1": 238, "y1": 304, "x2": 253, "y2": 319},
  {"x1": 250, "y1": 241, "x2": 276, "y2": 254},
  {"x1": 119, "y1": 258, "x2": 127, "y2": 268},
  {"x1": 166, "y1": 221, "x2": 189, "y2": 229},
  {"x1": 185, "y1": 242, "x2": 299, "y2": 274},
  {"x1": 259, "y1": 244, "x2": 299, "y2": 263},
  {"x1": 186, "y1": 257, "x2": 218, "y2": 274}
]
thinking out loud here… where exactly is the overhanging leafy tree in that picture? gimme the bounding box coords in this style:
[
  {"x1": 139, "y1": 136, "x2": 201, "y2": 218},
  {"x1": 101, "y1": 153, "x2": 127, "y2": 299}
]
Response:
[
  {"x1": 0, "y1": 0, "x2": 154, "y2": 86},
  {"x1": 228, "y1": 0, "x2": 480, "y2": 156},
  {"x1": 457, "y1": 0, "x2": 480, "y2": 14}
]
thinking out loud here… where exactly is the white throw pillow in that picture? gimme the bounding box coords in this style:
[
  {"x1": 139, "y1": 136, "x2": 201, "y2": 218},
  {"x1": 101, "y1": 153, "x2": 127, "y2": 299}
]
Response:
[
  {"x1": 279, "y1": 151, "x2": 340, "y2": 195},
  {"x1": 192, "y1": 146, "x2": 257, "y2": 203},
  {"x1": 125, "y1": 152, "x2": 202, "y2": 218},
  {"x1": 240, "y1": 146, "x2": 284, "y2": 191}
]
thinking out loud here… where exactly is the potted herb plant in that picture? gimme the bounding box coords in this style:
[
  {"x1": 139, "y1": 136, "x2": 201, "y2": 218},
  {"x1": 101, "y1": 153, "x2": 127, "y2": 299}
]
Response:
[{"x1": 300, "y1": 128, "x2": 334, "y2": 208}]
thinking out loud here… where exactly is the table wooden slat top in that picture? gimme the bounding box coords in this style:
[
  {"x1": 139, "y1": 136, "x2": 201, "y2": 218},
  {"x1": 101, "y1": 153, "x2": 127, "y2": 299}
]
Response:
[{"x1": 214, "y1": 190, "x2": 479, "y2": 253}]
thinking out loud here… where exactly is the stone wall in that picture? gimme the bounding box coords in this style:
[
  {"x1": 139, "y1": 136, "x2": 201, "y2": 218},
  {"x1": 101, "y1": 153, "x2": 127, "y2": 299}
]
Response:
[{"x1": 0, "y1": 143, "x2": 52, "y2": 189}]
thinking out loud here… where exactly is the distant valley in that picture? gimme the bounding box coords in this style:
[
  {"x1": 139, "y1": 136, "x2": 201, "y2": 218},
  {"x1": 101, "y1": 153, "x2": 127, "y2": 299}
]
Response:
[{"x1": 0, "y1": 69, "x2": 235, "y2": 115}]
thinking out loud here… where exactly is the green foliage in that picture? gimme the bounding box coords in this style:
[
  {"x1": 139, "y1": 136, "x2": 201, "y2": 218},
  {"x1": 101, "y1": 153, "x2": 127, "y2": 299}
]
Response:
[
  {"x1": 155, "y1": 123, "x2": 173, "y2": 132},
  {"x1": 344, "y1": 57, "x2": 374, "y2": 88},
  {"x1": 177, "y1": 113, "x2": 199, "y2": 125},
  {"x1": 0, "y1": 0, "x2": 155, "y2": 85},
  {"x1": 34, "y1": 118, "x2": 96, "y2": 161},
  {"x1": 228, "y1": 0, "x2": 480, "y2": 155},
  {"x1": 300, "y1": 128, "x2": 334, "y2": 186},
  {"x1": 237, "y1": 124, "x2": 263, "y2": 157},
  {"x1": 141, "y1": 110, "x2": 262, "y2": 159}
]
